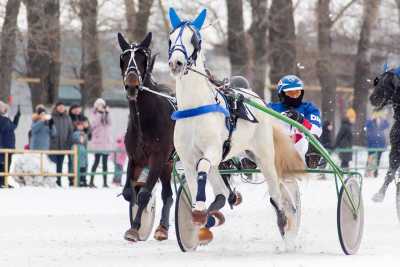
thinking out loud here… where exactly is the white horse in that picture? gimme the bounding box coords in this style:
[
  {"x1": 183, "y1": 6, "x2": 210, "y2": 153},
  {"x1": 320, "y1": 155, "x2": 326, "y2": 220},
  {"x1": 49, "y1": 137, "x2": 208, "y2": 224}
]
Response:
[{"x1": 168, "y1": 8, "x2": 305, "y2": 246}]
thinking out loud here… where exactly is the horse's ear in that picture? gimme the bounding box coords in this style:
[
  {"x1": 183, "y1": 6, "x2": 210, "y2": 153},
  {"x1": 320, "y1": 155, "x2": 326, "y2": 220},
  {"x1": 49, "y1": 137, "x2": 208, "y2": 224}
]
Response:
[
  {"x1": 148, "y1": 53, "x2": 158, "y2": 74},
  {"x1": 191, "y1": 9, "x2": 207, "y2": 30},
  {"x1": 383, "y1": 63, "x2": 389, "y2": 72},
  {"x1": 118, "y1": 32, "x2": 130, "y2": 51},
  {"x1": 139, "y1": 32, "x2": 152, "y2": 48},
  {"x1": 169, "y1": 7, "x2": 182, "y2": 29}
]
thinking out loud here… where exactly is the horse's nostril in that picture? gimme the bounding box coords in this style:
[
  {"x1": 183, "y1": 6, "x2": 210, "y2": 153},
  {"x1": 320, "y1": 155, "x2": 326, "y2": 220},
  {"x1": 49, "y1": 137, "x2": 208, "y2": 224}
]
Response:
[{"x1": 176, "y1": 61, "x2": 183, "y2": 67}]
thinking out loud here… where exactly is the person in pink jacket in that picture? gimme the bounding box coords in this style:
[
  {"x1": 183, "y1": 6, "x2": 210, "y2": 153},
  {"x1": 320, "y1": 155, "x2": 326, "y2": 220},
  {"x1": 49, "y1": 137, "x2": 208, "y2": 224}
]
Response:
[
  {"x1": 111, "y1": 134, "x2": 127, "y2": 186},
  {"x1": 89, "y1": 98, "x2": 112, "y2": 188}
]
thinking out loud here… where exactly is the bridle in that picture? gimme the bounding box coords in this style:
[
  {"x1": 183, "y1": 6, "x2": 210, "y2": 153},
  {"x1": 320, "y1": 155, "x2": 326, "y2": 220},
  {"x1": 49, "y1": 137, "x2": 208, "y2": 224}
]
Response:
[
  {"x1": 120, "y1": 43, "x2": 177, "y2": 105},
  {"x1": 120, "y1": 44, "x2": 151, "y2": 91},
  {"x1": 168, "y1": 21, "x2": 202, "y2": 73}
]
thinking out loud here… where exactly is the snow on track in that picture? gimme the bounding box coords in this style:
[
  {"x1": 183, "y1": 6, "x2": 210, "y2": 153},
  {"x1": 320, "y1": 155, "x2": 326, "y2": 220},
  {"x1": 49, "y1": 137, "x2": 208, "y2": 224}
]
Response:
[{"x1": 0, "y1": 176, "x2": 399, "y2": 267}]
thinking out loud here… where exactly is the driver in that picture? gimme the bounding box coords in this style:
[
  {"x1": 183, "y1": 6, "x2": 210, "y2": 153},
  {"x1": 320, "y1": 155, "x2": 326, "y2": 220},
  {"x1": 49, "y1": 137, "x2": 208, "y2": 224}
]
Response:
[{"x1": 268, "y1": 75, "x2": 322, "y2": 168}]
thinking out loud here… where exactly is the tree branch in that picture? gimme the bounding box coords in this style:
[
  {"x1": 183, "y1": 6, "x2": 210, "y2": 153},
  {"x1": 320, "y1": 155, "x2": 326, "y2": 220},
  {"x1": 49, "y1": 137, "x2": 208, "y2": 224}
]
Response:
[{"x1": 331, "y1": 0, "x2": 358, "y2": 26}]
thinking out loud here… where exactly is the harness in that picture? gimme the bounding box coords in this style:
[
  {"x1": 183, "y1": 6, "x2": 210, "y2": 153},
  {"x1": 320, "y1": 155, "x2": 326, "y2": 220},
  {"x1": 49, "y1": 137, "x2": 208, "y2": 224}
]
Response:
[
  {"x1": 168, "y1": 21, "x2": 202, "y2": 73},
  {"x1": 120, "y1": 45, "x2": 177, "y2": 110},
  {"x1": 120, "y1": 44, "x2": 151, "y2": 86}
]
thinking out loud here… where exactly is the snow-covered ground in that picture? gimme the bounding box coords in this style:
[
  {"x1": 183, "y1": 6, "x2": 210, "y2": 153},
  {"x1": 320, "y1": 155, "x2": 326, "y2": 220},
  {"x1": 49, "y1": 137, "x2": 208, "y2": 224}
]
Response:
[{"x1": 0, "y1": 175, "x2": 399, "y2": 267}]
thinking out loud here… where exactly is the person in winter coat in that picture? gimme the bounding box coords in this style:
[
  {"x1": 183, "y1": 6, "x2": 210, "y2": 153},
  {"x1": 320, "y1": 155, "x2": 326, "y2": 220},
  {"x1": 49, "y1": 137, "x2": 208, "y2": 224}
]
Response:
[
  {"x1": 334, "y1": 108, "x2": 356, "y2": 169},
  {"x1": 111, "y1": 134, "x2": 127, "y2": 186},
  {"x1": 30, "y1": 105, "x2": 57, "y2": 150},
  {"x1": 49, "y1": 101, "x2": 74, "y2": 187},
  {"x1": 365, "y1": 111, "x2": 390, "y2": 177},
  {"x1": 320, "y1": 120, "x2": 333, "y2": 150},
  {"x1": 0, "y1": 101, "x2": 21, "y2": 188},
  {"x1": 72, "y1": 121, "x2": 89, "y2": 187},
  {"x1": 89, "y1": 98, "x2": 112, "y2": 188}
]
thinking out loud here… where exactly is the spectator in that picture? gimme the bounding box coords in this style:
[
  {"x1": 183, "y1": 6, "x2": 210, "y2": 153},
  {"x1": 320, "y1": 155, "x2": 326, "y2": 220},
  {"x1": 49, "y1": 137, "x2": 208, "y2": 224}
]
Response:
[
  {"x1": 111, "y1": 134, "x2": 127, "y2": 187},
  {"x1": 30, "y1": 105, "x2": 57, "y2": 150},
  {"x1": 89, "y1": 98, "x2": 112, "y2": 188},
  {"x1": 334, "y1": 108, "x2": 356, "y2": 169},
  {"x1": 320, "y1": 120, "x2": 333, "y2": 150},
  {"x1": 50, "y1": 101, "x2": 74, "y2": 187},
  {"x1": 72, "y1": 121, "x2": 89, "y2": 187},
  {"x1": 365, "y1": 111, "x2": 390, "y2": 177},
  {"x1": 0, "y1": 101, "x2": 21, "y2": 188},
  {"x1": 69, "y1": 104, "x2": 92, "y2": 138}
]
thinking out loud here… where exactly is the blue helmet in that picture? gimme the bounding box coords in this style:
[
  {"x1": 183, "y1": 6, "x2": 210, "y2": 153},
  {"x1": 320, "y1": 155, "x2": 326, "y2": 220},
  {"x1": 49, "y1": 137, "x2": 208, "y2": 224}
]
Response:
[{"x1": 277, "y1": 75, "x2": 304, "y2": 94}]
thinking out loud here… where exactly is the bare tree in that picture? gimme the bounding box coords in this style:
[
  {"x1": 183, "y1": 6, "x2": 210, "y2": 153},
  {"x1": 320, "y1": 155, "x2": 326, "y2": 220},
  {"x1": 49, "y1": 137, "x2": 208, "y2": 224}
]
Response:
[
  {"x1": 24, "y1": 0, "x2": 61, "y2": 108},
  {"x1": 226, "y1": 0, "x2": 249, "y2": 76},
  {"x1": 124, "y1": 0, "x2": 154, "y2": 42},
  {"x1": 316, "y1": 0, "x2": 356, "y2": 133},
  {"x1": 268, "y1": 0, "x2": 296, "y2": 100},
  {"x1": 79, "y1": 0, "x2": 103, "y2": 106},
  {"x1": 248, "y1": 0, "x2": 268, "y2": 98},
  {"x1": 353, "y1": 0, "x2": 381, "y2": 145},
  {"x1": 0, "y1": 0, "x2": 21, "y2": 102}
]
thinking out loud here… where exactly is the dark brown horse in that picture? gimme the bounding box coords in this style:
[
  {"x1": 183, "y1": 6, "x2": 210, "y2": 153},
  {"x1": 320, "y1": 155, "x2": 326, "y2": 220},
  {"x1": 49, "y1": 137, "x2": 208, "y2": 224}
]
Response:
[{"x1": 118, "y1": 32, "x2": 175, "y2": 242}]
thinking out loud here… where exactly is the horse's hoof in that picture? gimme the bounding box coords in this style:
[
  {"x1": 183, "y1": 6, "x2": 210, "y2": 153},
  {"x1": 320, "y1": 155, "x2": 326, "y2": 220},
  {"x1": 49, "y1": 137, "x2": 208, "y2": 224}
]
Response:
[
  {"x1": 198, "y1": 227, "x2": 213, "y2": 245},
  {"x1": 124, "y1": 228, "x2": 139, "y2": 242},
  {"x1": 209, "y1": 210, "x2": 225, "y2": 227},
  {"x1": 154, "y1": 225, "x2": 168, "y2": 241},
  {"x1": 192, "y1": 209, "x2": 207, "y2": 225},
  {"x1": 233, "y1": 191, "x2": 242, "y2": 206}
]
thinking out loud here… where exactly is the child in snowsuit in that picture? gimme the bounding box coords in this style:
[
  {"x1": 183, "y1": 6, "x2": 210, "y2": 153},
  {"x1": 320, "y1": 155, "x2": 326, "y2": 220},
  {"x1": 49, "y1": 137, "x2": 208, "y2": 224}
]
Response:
[{"x1": 72, "y1": 121, "x2": 89, "y2": 187}]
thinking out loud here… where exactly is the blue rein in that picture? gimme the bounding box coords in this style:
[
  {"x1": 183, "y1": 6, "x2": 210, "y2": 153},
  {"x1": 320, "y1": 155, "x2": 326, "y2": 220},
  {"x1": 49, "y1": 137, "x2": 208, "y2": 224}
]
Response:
[{"x1": 171, "y1": 103, "x2": 230, "y2": 120}]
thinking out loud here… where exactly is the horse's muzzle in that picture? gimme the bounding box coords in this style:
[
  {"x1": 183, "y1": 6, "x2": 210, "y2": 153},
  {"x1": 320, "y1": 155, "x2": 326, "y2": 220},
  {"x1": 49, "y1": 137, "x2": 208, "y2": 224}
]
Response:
[{"x1": 125, "y1": 72, "x2": 140, "y2": 100}]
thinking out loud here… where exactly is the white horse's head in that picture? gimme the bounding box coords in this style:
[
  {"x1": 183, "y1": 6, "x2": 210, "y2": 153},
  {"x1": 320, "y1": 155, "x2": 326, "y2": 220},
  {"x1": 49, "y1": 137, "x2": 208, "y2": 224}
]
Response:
[{"x1": 168, "y1": 8, "x2": 207, "y2": 77}]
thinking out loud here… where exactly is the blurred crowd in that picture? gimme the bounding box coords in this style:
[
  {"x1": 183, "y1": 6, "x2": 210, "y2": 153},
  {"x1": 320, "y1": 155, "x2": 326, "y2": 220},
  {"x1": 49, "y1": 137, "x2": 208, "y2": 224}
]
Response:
[
  {"x1": 0, "y1": 98, "x2": 127, "y2": 189},
  {"x1": 320, "y1": 108, "x2": 389, "y2": 178}
]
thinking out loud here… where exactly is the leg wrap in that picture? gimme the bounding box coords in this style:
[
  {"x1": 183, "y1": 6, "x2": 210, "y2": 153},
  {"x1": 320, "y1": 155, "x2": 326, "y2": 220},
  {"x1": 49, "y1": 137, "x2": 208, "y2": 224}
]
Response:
[
  {"x1": 160, "y1": 196, "x2": 173, "y2": 229},
  {"x1": 137, "y1": 188, "x2": 152, "y2": 208},
  {"x1": 196, "y1": 172, "x2": 207, "y2": 202}
]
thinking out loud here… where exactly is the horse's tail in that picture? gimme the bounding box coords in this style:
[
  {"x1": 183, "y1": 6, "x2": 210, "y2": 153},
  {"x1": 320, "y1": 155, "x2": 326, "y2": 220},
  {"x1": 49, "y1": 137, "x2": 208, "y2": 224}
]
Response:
[{"x1": 272, "y1": 124, "x2": 306, "y2": 179}]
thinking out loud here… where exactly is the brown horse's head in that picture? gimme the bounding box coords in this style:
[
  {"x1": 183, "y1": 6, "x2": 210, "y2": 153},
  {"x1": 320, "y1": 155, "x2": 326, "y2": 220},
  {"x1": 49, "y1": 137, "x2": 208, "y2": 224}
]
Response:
[{"x1": 118, "y1": 32, "x2": 152, "y2": 101}]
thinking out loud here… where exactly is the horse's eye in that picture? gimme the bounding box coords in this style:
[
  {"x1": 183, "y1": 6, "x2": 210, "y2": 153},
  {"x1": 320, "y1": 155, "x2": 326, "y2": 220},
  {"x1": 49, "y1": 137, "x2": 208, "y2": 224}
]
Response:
[{"x1": 373, "y1": 77, "x2": 379, "y2": 86}]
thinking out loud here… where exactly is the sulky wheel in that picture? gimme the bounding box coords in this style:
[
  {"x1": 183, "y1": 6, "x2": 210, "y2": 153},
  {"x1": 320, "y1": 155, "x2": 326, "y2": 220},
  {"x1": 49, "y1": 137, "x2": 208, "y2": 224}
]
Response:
[
  {"x1": 129, "y1": 188, "x2": 156, "y2": 241},
  {"x1": 337, "y1": 176, "x2": 364, "y2": 255},
  {"x1": 175, "y1": 185, "x2": 199, "y2": 252},
  {"x1": 280, "y1": 179, "x2": 301, "y2": 241}
]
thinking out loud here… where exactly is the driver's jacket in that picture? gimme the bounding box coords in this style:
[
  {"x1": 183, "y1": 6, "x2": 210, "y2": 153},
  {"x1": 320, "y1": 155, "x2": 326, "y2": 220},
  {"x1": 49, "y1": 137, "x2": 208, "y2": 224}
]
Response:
[{"x1": 267, "y1": 101, "x2": 322, "y2": 159}]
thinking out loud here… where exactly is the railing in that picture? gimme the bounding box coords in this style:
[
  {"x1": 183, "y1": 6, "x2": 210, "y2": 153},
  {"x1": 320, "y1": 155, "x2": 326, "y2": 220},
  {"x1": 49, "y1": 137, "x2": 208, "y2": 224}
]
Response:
[
  {"x1": 327, "y1": 147, "x2": 388, "y2": 172},
  {"x1": 0, "y1": 147, "x2": 79, "y2": 187},
  {"x1": 0, "y1": 146, "x2": 390, "y2": 188}
]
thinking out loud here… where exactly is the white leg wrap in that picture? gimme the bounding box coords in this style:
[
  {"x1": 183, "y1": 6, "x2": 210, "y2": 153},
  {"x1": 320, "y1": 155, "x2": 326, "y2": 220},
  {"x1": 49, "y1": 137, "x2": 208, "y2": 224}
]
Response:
[
  {"x1": 196, "y1": 158, "x2": 211, "y2": 173},
  {"x1": 195, "y1": 201, "x2": 206, "y2": 211}
]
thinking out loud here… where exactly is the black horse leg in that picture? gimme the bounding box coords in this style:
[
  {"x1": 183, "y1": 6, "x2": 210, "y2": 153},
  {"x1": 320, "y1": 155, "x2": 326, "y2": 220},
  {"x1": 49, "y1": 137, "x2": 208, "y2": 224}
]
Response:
[
  {"x1": 132, "y1": 155, "x2": 162, "y2": 230},
  {"x1": 374, "y1": 123, "x2": 400, "y2": 202},
  {"x1": 159, "y1": 164, "x2": 173, "y2": 230},
  {"x1": 122, "y1": 159, "x2": 136, "y2": 202}
]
